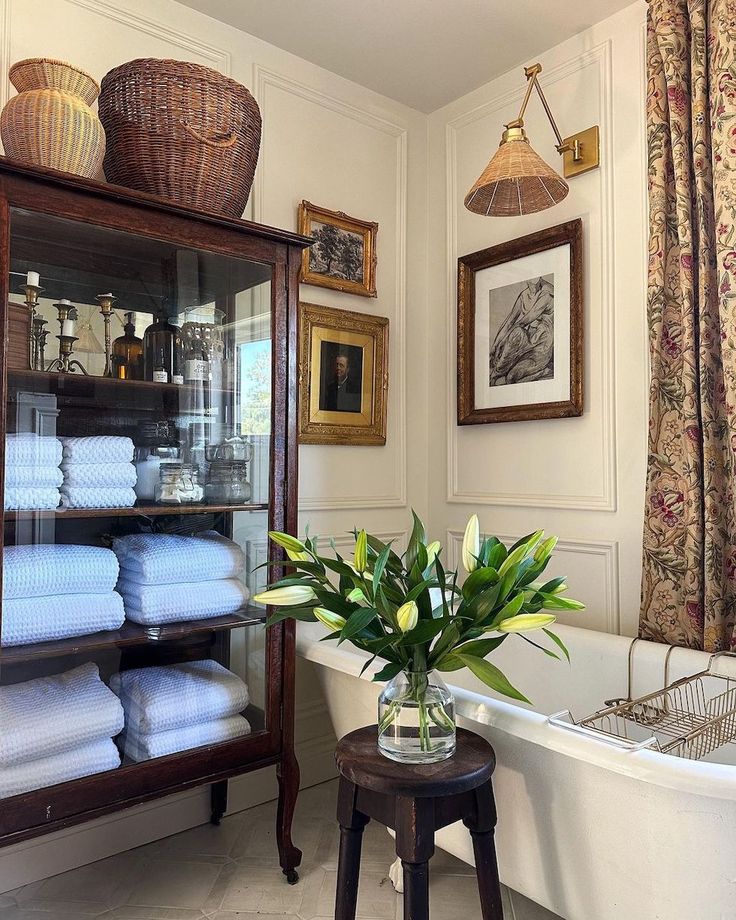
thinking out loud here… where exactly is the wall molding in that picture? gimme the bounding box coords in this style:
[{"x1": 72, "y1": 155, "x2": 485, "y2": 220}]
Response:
[
  {"x1": 446, "y1": 529, "x2": 621, "y2": 634},
  {"x1": 445, "y1": 40, "x2": 618, "y2": 512},
  {"x1": 252, "y1": 65, "x2": 409, "y2": 512},
  {"x1": 62, "y1": 0, "x2": 231, "y2": 72}
]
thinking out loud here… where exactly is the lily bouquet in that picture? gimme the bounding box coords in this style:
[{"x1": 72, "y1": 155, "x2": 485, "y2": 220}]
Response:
[{"x1": 254, "y1": 512, "x2": 584, "y2": 763}]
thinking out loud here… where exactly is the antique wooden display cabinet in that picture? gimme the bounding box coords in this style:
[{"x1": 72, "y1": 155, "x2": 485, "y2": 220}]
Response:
[{"x1": 0, "y1": 158, "x2": 308, "y2": 883}]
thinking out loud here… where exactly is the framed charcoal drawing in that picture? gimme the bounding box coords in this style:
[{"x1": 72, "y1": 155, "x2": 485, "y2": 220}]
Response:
[
  {"x1": 298, "y1": 302, "x2": 389, "y2": 445},
  {"x1": 298, "y1": 201, "x2": 378, "y2": 297},
  {"x1": 457, "y1": 218, "x2": 583, "y2": 425}
]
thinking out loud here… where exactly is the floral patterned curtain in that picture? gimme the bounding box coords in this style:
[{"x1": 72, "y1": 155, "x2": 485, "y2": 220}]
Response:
[{"x1": 640, "y1": 0, "x2": 736, "y2": 650}]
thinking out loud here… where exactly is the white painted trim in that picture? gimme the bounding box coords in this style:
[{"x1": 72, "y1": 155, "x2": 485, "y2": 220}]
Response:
[
  {"x1": 446, "y1": 529, "x2": 621, "y2": 634},
  {"x1": 445, "y1": 40, "x2": 618, "y2": 512},
  {"x1": 252, "y1": 65, "x2": 409, "y2": 512},
  {"x1": 61, "y1": 0, "x2": 231, "y2": 72}
]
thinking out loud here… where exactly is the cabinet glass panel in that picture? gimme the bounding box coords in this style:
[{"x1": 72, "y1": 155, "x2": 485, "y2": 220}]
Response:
[{"x1": 0, "y1": 208, "x2": 274, "y2": 798}]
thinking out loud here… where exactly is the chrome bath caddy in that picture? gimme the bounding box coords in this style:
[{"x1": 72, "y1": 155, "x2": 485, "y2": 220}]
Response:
[{"x1": 549, "y1": 649, "x2": 736, "y2": 761}]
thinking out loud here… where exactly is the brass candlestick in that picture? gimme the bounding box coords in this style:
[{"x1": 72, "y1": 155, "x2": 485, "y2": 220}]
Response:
[
  {"x1": 20, "y1": 282, "x2": 44, "y2": 369},
  {"x1": 96, "y1": 292, "x2": 117, "y2": 378},
  {"x1": 31, "y1": 313, "x2": 48, "y2": 371},
  {"x1": 46, "y1": 301, "x2": 88, "y2": 375},
  {"x1": 46, "y1": 334, "x2": 88, "y2": 375}
]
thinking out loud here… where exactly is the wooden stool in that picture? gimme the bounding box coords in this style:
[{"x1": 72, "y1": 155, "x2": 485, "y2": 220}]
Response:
[{"x1": 334, "y1": 725, "x2": 503, "y2": 920}]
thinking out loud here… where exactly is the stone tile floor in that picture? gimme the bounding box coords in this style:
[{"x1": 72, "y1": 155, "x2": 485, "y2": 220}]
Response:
[{"x1": 0, "y1": 780, "x2": 557, "y2": 920}]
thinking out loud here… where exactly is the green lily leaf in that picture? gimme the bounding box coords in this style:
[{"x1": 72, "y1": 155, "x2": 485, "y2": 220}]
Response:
[
  {"x1": 397, "y1": 616, "x2": 448, "y2": 646},
  {"x1": 265, "y1": 606, "x2": 317, "y2": 627},
  {"x1": 435, "y1": 653, "x2": 463, "y2": 672},
  {"x1": 486, "y1": 591, "x2": 524, "y2": 629},
  {"x1": 543, "y1": 628, "x2": 571, "y2": 662},
  {"x1": 539, "y1": 595, "x2": 586, "y2": 611},
  {"x1": 373, "y1": 660, "x2": 404, "y2": 682},
  {"x1": 339, "y1": 607, "x2": 379, "y2": 643},
  {"x1": 453, "y1": 635, "x2": 507, "y2": 657},
  {"x1": 462, "y1": 565, "x2": 499, "y2": 600},
  {"x1": 457, "y1": 654, "x2": 531, "y2": 703}
]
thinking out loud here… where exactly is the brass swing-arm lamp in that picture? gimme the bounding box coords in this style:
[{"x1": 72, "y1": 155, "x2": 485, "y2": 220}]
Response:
[{"x1": 464, "y1": 63, "x2": 600, "y2": 217}]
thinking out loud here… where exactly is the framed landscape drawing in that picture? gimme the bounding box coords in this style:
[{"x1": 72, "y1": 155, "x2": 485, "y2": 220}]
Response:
[
  {"x1": 298, "y1": 201, "x2": 378, "y2": 297},
  {"x1": 457, "y1": 219, "x2": 583, "y2": 425},
  {"x1": 298, "y1": 302, "x2": 389, "y2": 445}
]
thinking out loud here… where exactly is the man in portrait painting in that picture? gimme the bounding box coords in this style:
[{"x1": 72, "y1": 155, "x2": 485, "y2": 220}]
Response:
[
  {"x1": 489, "y1": 275, "x2": 554, "y2": 386},
  {"x1": 321, "y1": 351, "x2": 362, "y2": 413}
]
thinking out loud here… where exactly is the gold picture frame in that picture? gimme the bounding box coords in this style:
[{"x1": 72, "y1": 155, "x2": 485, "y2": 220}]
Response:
[
  {"x1": 298, "y1": 302, "x2": 389, "y2": 445},
  {"x1": 298, "y1": 201, "x2": 378, "y2": 297}
]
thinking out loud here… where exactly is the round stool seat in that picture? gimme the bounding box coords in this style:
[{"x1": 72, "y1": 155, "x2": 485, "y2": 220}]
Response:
[{"x1": 336, "y1": 725, "x2": 495, "y2": 797}]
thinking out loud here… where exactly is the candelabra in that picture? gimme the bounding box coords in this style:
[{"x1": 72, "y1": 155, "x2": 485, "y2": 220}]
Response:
[
  {"x1": 96, "y1": 292, "x2": 117, "y2": 377},
  {"x1": 46, "y1": 301, "x2": 88, "y2": 374},
  {"x1": 20, "y1": 280, "x2": 44, "y2": 369},
  {"x1": 32, "y1": 314, "x2": 50, "y2": 371}
]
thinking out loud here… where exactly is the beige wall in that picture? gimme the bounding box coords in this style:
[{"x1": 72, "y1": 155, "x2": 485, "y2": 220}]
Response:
[{"x1": 426, "y1": 1, "x2": 648, "y2": 638}]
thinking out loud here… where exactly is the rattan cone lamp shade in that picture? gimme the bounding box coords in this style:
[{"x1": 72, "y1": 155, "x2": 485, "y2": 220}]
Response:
[{"x1": 464, "y1": 132, "x2": 569, "y2": 217}]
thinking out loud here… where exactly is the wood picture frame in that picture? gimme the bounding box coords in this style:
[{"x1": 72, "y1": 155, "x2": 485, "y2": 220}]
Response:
[
  {"x1": 298, "y1": 301, "x2": 388, "y2": 445},
  {"x1": 457, "y1": 218, "x2": 583, "y2": 425},
  {"x1": 298, "y1": 200, "x2": 377, "y2": 297}
]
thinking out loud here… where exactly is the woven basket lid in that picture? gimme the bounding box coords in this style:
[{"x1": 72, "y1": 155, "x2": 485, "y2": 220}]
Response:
[{"x1": 464, "y1": 128, "x2": 568, "y2": 217}]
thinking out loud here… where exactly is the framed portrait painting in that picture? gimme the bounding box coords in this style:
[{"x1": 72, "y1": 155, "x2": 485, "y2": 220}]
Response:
[
  {"x1": 298, "y1": 201, "x2": 377, "y2": 297},
  {"x1": 457, "y1": 218, "x2": 583, "y2": 425},
  {"x1": 298, "y1": 302, "x2": 389, "y2": 445}
]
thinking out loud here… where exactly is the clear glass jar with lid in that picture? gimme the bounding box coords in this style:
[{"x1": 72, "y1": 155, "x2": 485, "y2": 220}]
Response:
[
  {"x1": 154, "y1": 461, "x2": 203, "y2": 504},
  {"x1": 205, "y1": 460, "x2": 251, "y2": 504}
]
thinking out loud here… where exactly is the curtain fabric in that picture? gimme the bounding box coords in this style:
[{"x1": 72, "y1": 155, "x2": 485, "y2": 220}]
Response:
[{"x1": 641, "y1": 0, "x2": 736, "y2": 650}]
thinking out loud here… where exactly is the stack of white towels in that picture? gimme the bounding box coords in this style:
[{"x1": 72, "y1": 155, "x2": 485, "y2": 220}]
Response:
[
  {"x1": 2, "y1": 544, "x2": 125, "y2": 647},
  {"x1": 110, "y1": 659, "x2": 251, "y2": 762},
  {"x1": 112, "y1": 531, "x2": 250, "y2": 626},
  {"x1": 60, "y1": 436, "x2": 137, "y2": 509},
  {"x1": 0, "y1": 663, "x2": 123, "y2": 799},
  {"x1": 4, "y1": 434, "x2": 63, "y2": 511}
]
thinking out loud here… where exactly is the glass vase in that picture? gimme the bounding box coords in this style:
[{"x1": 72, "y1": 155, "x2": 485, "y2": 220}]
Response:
[{"x1": 377, "y1": 669, "x2": 456, "y2": 763}]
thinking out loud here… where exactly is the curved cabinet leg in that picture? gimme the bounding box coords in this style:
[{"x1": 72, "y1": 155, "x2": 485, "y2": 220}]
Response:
[{"x1": 276, "y1": 751, "x2": 302, "y2": 884}]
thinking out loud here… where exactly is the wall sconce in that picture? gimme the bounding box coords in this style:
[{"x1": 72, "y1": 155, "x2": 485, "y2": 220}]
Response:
[{"x1": 464, "y1": 63, "x2": 600, "y2": 217}]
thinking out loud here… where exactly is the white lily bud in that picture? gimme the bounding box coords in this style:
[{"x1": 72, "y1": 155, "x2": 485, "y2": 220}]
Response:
[
  {"x1": 253, "y1": 585, "x2": 316, "y2": 606},
  {"x1": 425, "y1": 541, "x2": 441, "y2": 567},
  {"x1": 354, "y1": 530, "x2": 368, "y2": 573},
  {"x1": 314, "y1": 607, "x2": 347, "y2": 631},
  {"x1": 462, "y1": 514, "x2": 480, "y2": 573},
  {"x1": 498, "y1": 613, "x2": 557, "y2": 633},
  {"x1": 396, "y1": 600, "x2": 419, "y2": 633}
]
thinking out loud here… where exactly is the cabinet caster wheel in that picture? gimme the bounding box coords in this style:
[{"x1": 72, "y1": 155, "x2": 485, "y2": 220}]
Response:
[{"x1": 284, "y1": 869, "x2": 299, "y2": 885}]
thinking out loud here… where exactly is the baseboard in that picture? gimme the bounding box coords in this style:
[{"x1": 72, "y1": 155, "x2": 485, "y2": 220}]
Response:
[{"x1": 0, "y1": 732, "x2": 338, "y2": 893}]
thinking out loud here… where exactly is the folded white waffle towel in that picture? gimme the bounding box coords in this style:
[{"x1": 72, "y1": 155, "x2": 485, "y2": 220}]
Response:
[
  {"x1": 5, "y1": 434, "x2": 62, "y2": 468},
  {"x1": 3, "y1": 544, "x2": 119, "y2": 599},
  {"x1": 60, "y1": 487, "x2": 136, "y2": 509},
  {"x1": 1, "y1": 592, "x2": 125, "y2": 647},
  {"x1": 60, "y1": 436, "x2": 134, "y2": 465},
  {"x1": 112, "y1": 531, "x2": 245, "y2": 585},
  {"x1": 61, "y1": 462, "x2": 137, "y2": 488},
  {"x1": 4, "y1": 466, "x2": 63, "y2": 489},
  {"x1": 4, "y1": 487, "x2": 60, "y2": 511},
  {"x1": 119, "y1": 714, "x2": 251, "y2": 762},
  {"x1": 109, "y1": 659, "x2": 249, "y2": 734},
  {"x1": 0, "y1": 663, "x2": 124, "y2": 766},
  {"x1": 117, "y1": 577, "x2": 249, "y2": 625},
  {"x1": 0, "y1": 738, "x2": 120, "y2": 800}
]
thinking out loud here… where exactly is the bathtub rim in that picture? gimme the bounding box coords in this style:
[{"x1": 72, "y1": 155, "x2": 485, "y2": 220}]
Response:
[{"x1": 297, "y1": 622, "x2": 736, "y2": 802}]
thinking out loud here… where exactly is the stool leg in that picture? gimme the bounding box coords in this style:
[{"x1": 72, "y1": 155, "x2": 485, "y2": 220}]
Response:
[
  {"x1": 335, "y1": 777, "x2": 369, "y2": 920},
  {"x1": 464, "y1": 782, "x2": 503, "y2": 920},
  {"x1": 395, "y1": 796, "x2": 434, "y2": 920},
  {"x1": 402, "y1": 860, "x2": 430, "y2": 920}
]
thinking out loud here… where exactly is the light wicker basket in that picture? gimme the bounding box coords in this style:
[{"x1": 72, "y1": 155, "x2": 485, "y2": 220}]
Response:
[
  {"x1": 0, "y1": 58, "x2": 105, "y2": 178},
  {"x1": 98, "y1": 58, "x2": 261, "y2": 217}
]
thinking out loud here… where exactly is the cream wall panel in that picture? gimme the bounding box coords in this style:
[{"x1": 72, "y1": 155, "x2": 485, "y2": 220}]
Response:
[{"x1": 427, "y1": 1, "x2": 648, "y2": 639}]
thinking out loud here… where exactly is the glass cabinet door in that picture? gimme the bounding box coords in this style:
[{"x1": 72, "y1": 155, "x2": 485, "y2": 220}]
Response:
[{"x1": 0, "y1": 207, "x2": 279, "y2": 800}]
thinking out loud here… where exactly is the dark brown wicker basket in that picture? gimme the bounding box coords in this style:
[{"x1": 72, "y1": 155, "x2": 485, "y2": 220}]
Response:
[{"x1": 99, "y1": 58, "x2": 261, "y2": 217}]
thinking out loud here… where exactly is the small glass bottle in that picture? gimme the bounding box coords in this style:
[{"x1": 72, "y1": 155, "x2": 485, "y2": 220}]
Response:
[
  {"x1": 111, "y1": 312, "x2": 143, "y2": 380},
  {"x1": 184, "y1": 328, "x2": 209, "y2": 383},
  {"x1": 143, "y1": 310, "x2": 181, "y2": 381}
]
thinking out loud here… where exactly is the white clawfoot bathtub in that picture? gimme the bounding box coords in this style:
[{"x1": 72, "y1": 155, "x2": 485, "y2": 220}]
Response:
[{"x1": 297, "y1": 621, "x2": 736, "y2": 920}]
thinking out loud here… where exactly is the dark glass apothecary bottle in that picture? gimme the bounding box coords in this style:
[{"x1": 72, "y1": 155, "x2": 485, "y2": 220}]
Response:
[
  {"x1": 143, "y1": 311, "x2": 183, "y2": 382},
  {"x1": 111, "y1": 312, "x2": 143, "y2": 380}
]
